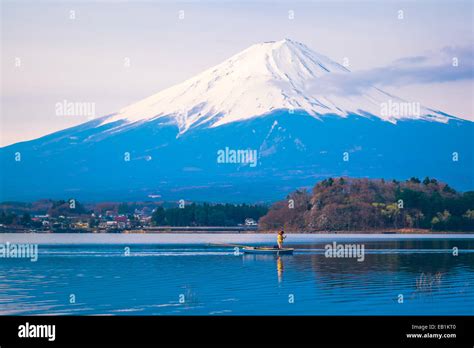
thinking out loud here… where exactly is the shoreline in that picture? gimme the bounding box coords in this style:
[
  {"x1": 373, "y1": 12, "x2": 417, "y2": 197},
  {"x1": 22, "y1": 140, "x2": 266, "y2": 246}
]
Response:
[
  {"x1": 1, "y1": 232, "x2": 473, "y2": 245},
  {"x1": 1, "y1": 227, "x2": 472, "y2": 235}
]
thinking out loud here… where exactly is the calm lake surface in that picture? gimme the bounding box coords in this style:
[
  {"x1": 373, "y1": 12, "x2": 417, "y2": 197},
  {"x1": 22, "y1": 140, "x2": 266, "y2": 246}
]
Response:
[{"x1": 0, "y1": 234, "x2": 473, "y2": 315}]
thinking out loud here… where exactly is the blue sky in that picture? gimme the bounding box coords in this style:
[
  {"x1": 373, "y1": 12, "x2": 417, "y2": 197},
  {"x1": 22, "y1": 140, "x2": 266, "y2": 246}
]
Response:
[{"x1": 1, "y1": 0, "x2": 473, "y2": 146}]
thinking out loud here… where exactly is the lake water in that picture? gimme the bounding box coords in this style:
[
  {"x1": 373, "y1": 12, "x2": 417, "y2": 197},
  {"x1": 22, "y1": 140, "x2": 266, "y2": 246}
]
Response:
[{"x1": 0, "y1": 234, "x2": 473, "y2": 315}]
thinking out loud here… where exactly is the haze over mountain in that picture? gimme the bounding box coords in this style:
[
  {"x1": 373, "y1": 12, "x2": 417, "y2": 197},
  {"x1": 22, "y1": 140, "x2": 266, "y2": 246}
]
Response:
[{"x1": 1, "y1": 39, "x2": 472, "y2": 202}]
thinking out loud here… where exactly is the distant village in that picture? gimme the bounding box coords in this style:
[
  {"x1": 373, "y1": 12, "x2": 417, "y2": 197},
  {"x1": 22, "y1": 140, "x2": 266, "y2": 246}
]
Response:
[
  {"x1": 24, "y1": 209, "x2": 153, "y2": 233},
  {"x1": 0, "y1": 200, "x2": 265, "y2": 233},
  {"x1": 1, "y1": 207, "x2": 151, "y2": 233}
]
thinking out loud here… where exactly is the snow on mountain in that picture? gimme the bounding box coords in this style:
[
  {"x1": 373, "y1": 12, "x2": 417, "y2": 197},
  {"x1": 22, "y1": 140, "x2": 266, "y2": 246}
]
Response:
[{"x1": 102, "y1": 38, "x2": 452, "y2": 134}]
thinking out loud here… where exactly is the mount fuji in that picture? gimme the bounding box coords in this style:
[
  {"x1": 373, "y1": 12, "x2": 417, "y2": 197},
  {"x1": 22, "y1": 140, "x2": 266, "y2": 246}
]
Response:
[{"x1": 1, "y1": 39, "x2": 472, "y2": 202}]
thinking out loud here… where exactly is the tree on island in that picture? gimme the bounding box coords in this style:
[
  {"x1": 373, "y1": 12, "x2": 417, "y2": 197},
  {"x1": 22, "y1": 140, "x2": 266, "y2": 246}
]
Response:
[{"x1": 258, "y1": 177, "x2": 474, "y2": 232}]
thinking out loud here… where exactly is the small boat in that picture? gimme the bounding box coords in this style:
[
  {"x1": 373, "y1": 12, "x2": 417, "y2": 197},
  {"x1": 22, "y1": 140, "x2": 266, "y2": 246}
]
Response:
[{"x1": 242, "y1": 246, "x2": 294, "y2": 255}]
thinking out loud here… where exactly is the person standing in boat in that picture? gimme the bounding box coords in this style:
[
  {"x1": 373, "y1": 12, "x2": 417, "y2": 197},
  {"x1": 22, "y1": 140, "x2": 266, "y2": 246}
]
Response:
[{"x1": 277, "y1": 230, "x2": 286, "y2": 249}]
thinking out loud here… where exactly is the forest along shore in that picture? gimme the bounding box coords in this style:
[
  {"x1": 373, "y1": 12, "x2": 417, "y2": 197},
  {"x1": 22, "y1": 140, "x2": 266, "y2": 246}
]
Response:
[{"x1": 1, "y1": 177, "x2": 473, "y2": 234}]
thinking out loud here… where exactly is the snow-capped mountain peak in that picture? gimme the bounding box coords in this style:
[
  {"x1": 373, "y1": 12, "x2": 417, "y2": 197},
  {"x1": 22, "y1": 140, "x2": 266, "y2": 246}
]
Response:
[{"x1": 103, "y1": 39, "x2": 451, "y2": 133}]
